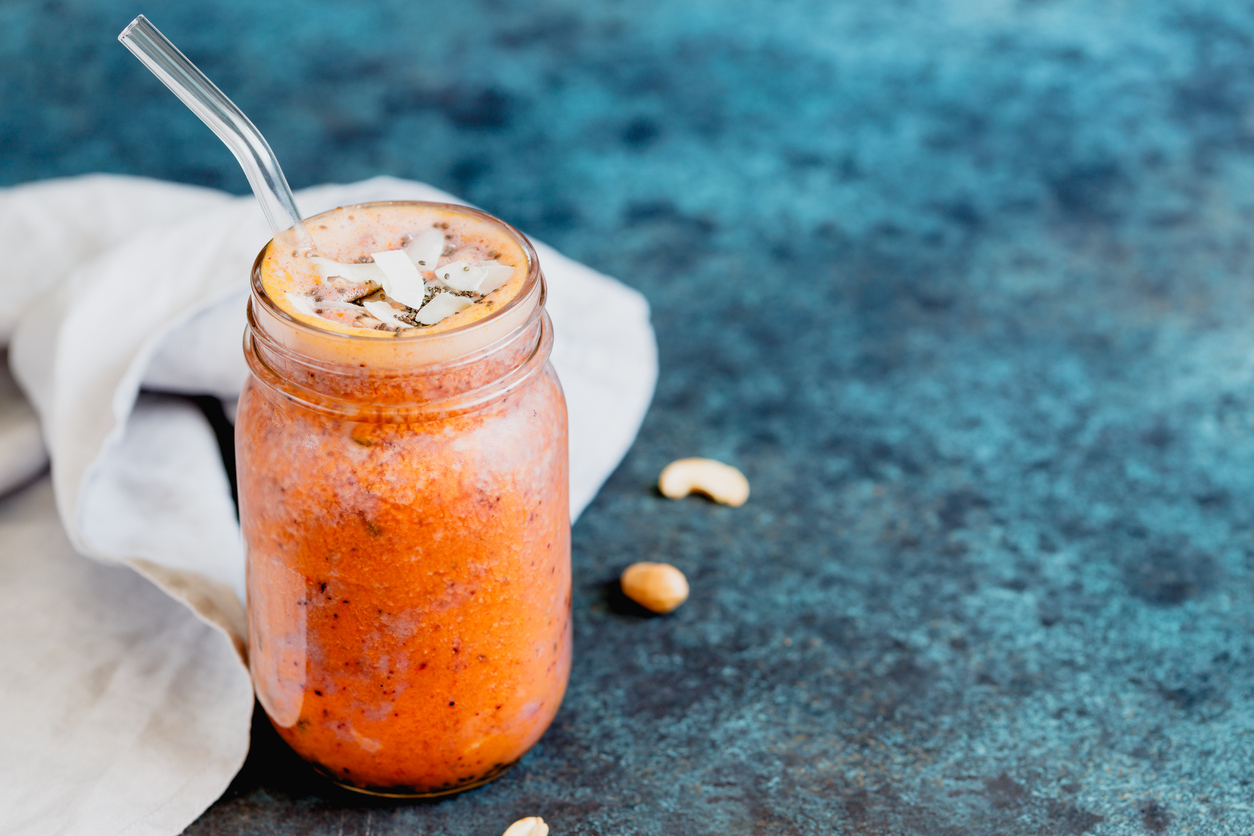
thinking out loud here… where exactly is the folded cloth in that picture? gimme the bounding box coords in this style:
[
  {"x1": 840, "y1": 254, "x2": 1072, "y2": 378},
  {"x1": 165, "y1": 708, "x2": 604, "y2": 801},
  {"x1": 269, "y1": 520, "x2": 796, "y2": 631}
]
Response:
[{"x1": 0, "y1": 175, "x2": 657, "y2": 836}]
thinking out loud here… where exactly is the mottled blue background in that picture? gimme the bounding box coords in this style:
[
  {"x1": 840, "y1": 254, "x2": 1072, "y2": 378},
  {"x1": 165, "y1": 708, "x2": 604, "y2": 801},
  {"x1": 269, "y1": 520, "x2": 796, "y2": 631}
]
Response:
[{"x1": 6, "y1": 0, "x2": 1254, "y2": 833}]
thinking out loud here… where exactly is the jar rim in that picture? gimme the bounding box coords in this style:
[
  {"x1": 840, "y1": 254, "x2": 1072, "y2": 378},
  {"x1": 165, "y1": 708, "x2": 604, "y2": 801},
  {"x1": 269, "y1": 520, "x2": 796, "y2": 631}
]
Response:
[
  {"x1": 249, "y1": 200, "x2": 541, "y2": 345},
  {"x1": 244, "y1": 308, "x2": 555, "y2": 421}
]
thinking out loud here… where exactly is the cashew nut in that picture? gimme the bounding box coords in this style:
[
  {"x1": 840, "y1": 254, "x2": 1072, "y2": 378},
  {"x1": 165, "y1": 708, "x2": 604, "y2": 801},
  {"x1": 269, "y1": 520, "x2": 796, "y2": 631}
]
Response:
[
  {"x1": 502, "y1": 817, "x2": 549, "y2": 836},
  {"x1": 658, "y1": 457, "x2": 749, "y2": 507},
  {"x1": 621, "y1": 562, "x2": 690, "y2": 613}
]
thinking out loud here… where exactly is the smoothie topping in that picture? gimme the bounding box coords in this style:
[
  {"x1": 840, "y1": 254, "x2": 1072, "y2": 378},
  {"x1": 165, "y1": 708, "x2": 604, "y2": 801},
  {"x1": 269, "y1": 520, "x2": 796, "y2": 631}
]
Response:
[
  {"x1": 310, "y1": 256, "x2": 382, "y2": 285},
  {"x1": 371, "y1": 250, "x2": 429, "y2": 309},
  {"x1": 415, "y1": 292, "x2": 474, "y2": 325},
  {"x1": 404, "y1": 227, "x2": 445, "y2": 269},
  {"x1": 295, "y1": 225, "x2": 518, "y2": 332},
  {"x1": 434, "y1": 260, "x2": 514, "y2": 295},
  {"x1": 362, "y1": 299, "x2": 415, "y2": 330},
  {"x1": 286, "y1": 292, "x2": 353, "y2": 318}
]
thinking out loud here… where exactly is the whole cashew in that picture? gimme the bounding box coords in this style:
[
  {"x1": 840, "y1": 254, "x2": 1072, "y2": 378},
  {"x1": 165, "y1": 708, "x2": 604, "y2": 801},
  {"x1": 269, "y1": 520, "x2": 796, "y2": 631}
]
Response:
[
  {"x1": 502, "y1": 818, "x2": 549, "y2": 836},
  {"x1": 658, "y1": 457, "x2": 749, "y2": 507},
  {"x1": 621, "y1": 562, "x2": 690, "y2": 613}
]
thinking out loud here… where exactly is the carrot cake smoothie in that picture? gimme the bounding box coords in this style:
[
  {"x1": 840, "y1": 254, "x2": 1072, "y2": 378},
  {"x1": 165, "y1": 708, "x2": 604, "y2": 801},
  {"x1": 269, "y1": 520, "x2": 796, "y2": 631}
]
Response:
[{"x1": 236, "y1": 202, "x2": 571, "y2": 796}]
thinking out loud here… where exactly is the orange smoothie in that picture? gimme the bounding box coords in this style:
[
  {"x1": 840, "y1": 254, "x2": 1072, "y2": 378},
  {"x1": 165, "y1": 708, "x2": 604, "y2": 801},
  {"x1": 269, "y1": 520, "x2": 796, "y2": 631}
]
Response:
[{"x1": 236, "y1": 202, "x2": 571, "y2": 796}]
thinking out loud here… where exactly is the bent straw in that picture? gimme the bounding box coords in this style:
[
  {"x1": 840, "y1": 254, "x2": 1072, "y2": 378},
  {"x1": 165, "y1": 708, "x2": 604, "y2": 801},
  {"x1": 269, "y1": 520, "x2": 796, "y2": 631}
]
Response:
[{"x1": 118, "y1": 15, "x2": 313, "y2": 250}]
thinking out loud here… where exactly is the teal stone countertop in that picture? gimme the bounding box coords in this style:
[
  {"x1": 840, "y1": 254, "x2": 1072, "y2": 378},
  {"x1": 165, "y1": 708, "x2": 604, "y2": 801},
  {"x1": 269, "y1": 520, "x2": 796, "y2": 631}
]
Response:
[{"x1": 5, "y1": 1, "x2": 1254, "y2": 833}]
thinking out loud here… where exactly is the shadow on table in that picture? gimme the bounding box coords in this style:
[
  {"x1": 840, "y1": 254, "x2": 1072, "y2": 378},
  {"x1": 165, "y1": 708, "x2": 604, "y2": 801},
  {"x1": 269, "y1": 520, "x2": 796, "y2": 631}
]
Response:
[
  {"x1": 224, "y1": 704, "x2": 461, "y2": 809},
  {"x1": 599, "y1": 577, "x2": 663, "y2": 618}
]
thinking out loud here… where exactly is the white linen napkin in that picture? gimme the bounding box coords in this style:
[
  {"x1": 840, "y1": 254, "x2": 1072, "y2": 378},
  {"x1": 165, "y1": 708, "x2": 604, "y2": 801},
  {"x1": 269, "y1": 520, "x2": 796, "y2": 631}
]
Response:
[{"x1": 0, "y1": 175, "x2": 657, "y2": 836}]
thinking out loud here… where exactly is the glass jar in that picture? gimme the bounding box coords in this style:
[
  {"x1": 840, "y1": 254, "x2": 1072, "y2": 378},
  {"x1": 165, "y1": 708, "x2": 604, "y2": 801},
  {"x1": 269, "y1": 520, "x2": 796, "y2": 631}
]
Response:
[{"x1": 236, "y1": 203, "x2": 571, "y2": 797}]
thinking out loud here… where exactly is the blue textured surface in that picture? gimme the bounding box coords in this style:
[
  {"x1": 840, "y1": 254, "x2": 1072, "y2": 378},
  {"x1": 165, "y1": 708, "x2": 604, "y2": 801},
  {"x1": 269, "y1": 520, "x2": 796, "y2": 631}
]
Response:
[{"x1": 6, "y1": 0, "x2": 1254, "y2": 833}]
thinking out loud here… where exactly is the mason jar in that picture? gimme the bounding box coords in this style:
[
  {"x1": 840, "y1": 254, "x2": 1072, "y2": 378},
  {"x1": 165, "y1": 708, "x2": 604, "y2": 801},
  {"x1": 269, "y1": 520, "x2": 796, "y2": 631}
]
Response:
[{"x1": 236, "y1": 202, "x2": 571, "y2": 797}]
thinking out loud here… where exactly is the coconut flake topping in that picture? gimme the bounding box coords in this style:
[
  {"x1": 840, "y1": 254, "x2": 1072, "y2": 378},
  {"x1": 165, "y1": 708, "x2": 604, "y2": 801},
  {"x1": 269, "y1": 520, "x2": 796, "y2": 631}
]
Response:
[
  {"x1": 371, "y1": 250, "x2": 428, "y2": 310},
  {"x1": 286, "y1": 293, "x2": 362, "y2": 318},
  {"x1": 415, "y1": 293, "x2": 475, "y2": 325},
  {"x1": 293, "y1": 225, "x2": 517, "y2": 331},
  {"x1": 404, "y1": 228, "x2": 445, "y2": 269},
  {"x1": 362, "y1": 299, "x2": 415, "y2": 330},
  {"x1": 309, "y1": 256, "x2": 384, "y2": 285},
  {"x1": 433, "y1": 260, "x2": 515, "y2": 295}
]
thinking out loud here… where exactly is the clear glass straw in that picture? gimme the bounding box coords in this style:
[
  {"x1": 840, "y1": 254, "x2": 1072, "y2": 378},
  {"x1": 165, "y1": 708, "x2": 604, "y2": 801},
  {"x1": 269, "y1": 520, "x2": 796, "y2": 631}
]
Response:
[{"x1": 118, "y1": 15, "x2": 313, "y2": 251}]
